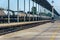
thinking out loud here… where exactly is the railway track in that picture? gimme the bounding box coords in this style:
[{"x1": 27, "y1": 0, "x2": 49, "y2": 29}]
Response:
[{"x1": 0, "y1": 21, "x2": 50, "y2": 36}]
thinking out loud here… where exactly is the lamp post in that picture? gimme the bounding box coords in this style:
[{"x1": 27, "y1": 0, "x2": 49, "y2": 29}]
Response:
[
  {"x1": 51, "y1": 0, "x2": 54, "y2": 23},
  {"x1": 52, "y1": 0, "x2": 54, "y2": 17},
  {"x1": 38, "y1": 4, "x2": 39, "y2": 21}
]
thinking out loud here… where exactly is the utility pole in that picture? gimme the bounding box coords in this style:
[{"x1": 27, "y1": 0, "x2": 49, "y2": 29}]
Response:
[
  {"x1": 36, "y1": 3, "x2": 37, "y2": 21},
  {"x1": 33, "y1": 1, "x2": 34, "y2": 21},
  {"x1": 17, "y1": 0, "x2": 19, "y2": 22},
  {"x1": 8, "y1": 0, "x2": 10, "y2": 23},
  {"x1": 38, "y1": 4, "x2": 39, "y2": 21},
  {"x1": 24, "y1": 0, "x2": 25, "y2": 22},
  {"x1": 29, "y1": 0, "x2": 30, "y2": 21}
]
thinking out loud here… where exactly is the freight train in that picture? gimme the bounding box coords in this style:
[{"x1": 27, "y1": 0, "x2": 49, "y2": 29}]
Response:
[{"x1": 0, "y1": 11, "x2": 51, "y2": 23}]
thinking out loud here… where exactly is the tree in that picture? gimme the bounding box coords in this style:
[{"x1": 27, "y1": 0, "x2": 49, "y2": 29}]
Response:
[
  {"x1": 46, "y1": 13, "x2": 52, "y2": 17},
  {"x1": 31, "y1": 7, "x2": 37, "y2": 14}
]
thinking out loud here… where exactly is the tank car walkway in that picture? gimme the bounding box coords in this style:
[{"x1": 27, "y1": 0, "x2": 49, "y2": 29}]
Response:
[{"x1": 0, "y1": 20, "x2": 60, "y2": 40}]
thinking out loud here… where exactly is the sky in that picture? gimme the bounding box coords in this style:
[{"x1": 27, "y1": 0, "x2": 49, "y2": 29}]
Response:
[
  {"x1": 0, "y1": 0, "x2": 60, "y2": 14},
  {"x1": 47, "y1": 0, "x2": 60, "y2": 14}
]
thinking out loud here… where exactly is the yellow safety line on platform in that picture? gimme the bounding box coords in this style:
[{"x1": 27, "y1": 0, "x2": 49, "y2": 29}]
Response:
[
  {"x1": 50, "y1": 31, "x2": 57, "y2": 40},
  {"x1": 50, "y1": 24, "x2": 59, "y2": 40}
]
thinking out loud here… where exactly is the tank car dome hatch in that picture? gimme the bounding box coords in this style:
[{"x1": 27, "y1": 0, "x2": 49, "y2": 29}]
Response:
[
  {"x1": 17, "y1": 11, "x2": 26, "y2": 17},
  {"x1": 26, "y1": 14, "x2": 33, "y2": 17}
]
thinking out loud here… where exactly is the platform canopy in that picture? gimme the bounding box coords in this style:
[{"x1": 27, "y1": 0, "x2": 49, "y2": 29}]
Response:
[{"x1": 32, "y1": 0, "x2": 60, "y2": 16}]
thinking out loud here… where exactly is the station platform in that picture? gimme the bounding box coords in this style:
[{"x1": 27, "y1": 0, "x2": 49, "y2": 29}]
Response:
[
  {"x1": 0, "y1": 22, "x2": 53, "y2": 40},
  {"x1": 0, "y1": 20, "x2": 50, "y2": 28},
  {"x1": 0, "y1": 21, "x2": 60, "y2": 40}
]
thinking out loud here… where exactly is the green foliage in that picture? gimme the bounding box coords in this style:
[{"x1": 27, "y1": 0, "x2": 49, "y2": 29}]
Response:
[
  {"x1": 46, "y1": 13, "x2": 52, "y2": 17},
  {"x1": 40, "y1": 12, "x2": 52, "y2": 17},
  {"x1": 31, "y1": 7, "x2": 37, "y2": 14}
]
